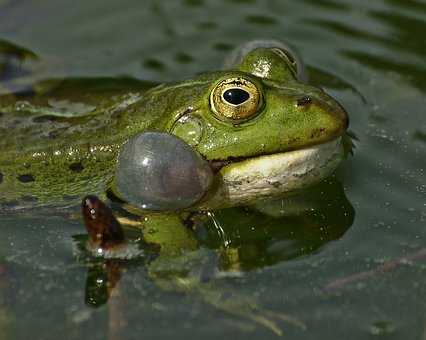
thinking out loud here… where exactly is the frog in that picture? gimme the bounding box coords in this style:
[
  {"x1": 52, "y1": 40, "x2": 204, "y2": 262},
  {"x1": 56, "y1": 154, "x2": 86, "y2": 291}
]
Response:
[
  {"x1": 0, "y1": 40, "x2": 348, "y2": 211},
  {"x1": 0, "y1": 40, "x2": 351, "y2": 335}
]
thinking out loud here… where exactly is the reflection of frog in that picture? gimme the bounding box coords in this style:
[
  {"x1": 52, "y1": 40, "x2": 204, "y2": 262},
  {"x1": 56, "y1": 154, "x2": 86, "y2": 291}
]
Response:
[
  {"x1": 1, "y1": 40, "x2": 352, "y2": 335},
  {"x1": 77, "y1": 176, "x2": 354, "y2": 336}
]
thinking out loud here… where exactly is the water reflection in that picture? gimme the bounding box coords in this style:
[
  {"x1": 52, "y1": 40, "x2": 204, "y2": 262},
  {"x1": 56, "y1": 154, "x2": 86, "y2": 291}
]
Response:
[
  {"x1": 304, "y1": 0, "x2": 426, "y2": 91},
  {"x1": 302, "y1": 0, "x2": 348, "y2": 11},
  {"x1": 200, "y1": 176, "x2": 354, "y2": 271},
  {"x1": 342, "y1": 50, "x2": 426, "y2": 91},
  {"x1": 73, "y1": 236, "x2": 148, "y2": 339},
  {"x1": 244, "y1": 15, "x2": 277, "y2": 26},
  {"x1": 83, "y1": 260, "x2": 130, "y2": 340},
  {"x1": 85, "y1": 260, "x2": 123, "y2": 308},
  {"x1": 73, "y1": 175, "x2": 354, "y2": 325},
  {"x1": 384, "y1": 0, "x2": 426, "y2": 11},
  {"x1": 0, "y1": 39, "x2": 39, "y2": 95},
  {"x1": 0, "y1": 0, "x2": 424, "y2": 336},
  {"x1": 0, "y1": 263, "x2": 15, "y2": 340}
]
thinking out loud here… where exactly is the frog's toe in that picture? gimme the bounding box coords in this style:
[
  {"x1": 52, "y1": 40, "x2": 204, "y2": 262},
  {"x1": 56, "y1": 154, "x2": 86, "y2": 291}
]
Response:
[{"x1": 115, "y1": 132, "x2": 213, "y2": 211}]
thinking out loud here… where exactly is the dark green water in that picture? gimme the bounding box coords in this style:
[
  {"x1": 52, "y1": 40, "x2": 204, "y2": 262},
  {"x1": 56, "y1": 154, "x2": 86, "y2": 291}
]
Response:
[{"x1": 0, "y1": 0, "x2": 425, "y2": 339}]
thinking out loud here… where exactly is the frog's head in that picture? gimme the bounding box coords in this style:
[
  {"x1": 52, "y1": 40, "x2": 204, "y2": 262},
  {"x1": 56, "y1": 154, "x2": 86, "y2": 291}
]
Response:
[{"x1": 120, "y1": 42, "x2": 349, "y2": 210}]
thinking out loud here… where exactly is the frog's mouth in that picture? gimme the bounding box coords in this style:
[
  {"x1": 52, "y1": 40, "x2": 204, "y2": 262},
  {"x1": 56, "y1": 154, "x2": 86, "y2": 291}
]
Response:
[{"x1": 199, "y1": 137, "x2": 344, "y2": 209}]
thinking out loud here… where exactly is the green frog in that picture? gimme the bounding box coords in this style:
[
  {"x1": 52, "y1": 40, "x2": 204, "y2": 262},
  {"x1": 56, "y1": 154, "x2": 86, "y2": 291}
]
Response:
[
  {"x1": 0, "y1": 40, "x2": 348, "y2": 211},
  {"x1": 0, "y1": 40, "x2": 351, "y2": 335}
]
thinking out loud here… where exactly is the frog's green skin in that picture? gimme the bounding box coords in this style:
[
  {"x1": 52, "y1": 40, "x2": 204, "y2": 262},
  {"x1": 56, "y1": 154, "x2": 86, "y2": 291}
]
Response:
[{"x1": 0, "y1": 42, "x2": 347, "y2": 210}]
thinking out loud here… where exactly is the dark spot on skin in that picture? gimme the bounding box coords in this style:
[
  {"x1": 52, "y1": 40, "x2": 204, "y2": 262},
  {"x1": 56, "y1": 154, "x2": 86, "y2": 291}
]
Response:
[
  {"x1": 21, "y1": 195, "x2": 37, "y2": 202},
  {"x1": 2, "y1": 200, "x2": 19, "y2": 208},
  {"x1": 69, "y1": 162, "x2": 84, "y2": 173},
  {"x1": 18, "y1": 174, "x2": 35, "y2": 183},
  {"x1": 297, "y1": 96, "x2": 312, "y2": 107},
  {"x1": 0, "y1": 172, "x2": 3, "y2": 184}
]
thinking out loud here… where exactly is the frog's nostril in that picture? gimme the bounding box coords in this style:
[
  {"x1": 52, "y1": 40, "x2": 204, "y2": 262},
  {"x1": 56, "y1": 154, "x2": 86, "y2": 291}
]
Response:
[{"x1": 296, "y1": 96, "x2": 312, "y2": 107}]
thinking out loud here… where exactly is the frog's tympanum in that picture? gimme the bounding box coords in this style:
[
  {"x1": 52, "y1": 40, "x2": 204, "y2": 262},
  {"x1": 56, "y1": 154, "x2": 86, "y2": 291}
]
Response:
[{"x1": 0, "y1": 40, "x2": 352, "y2": 335}]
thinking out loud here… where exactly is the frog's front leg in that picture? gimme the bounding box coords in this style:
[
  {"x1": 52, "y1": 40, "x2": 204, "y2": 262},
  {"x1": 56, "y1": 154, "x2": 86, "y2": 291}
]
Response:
[{"x1": 139, "y1": 212, "x2": 199, "y2": 258}]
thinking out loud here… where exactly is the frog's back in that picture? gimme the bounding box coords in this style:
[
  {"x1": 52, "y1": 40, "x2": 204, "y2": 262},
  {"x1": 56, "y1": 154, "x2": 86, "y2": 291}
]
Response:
[
  {"x1": 0, "y1": 90, "x2": 155, "y2": 209},
  {"x1": 0, "y1": 74, "x2": 215, "y2": 210}
]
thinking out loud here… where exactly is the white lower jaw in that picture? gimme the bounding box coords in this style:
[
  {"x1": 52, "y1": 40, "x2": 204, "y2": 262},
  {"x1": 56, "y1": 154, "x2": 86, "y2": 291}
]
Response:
[{"x1": 199, "y1": 137, "x2": 344, "y2": 210}]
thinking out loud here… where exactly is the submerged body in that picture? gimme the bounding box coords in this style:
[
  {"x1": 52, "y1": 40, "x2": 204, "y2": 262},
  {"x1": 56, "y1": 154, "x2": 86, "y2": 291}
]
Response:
[{"x1": 0, "y1": 41, "x2": 348, "y2": 210}]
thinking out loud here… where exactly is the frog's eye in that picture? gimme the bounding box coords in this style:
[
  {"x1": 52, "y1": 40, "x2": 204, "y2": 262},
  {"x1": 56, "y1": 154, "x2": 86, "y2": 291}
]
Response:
[{"x1": 210, "y1": 77, "x2": 262, "y2": 122}]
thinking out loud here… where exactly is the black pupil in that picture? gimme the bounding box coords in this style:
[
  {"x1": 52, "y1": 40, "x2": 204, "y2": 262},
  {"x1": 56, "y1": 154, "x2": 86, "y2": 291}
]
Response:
[{"x1": 223, "y1": 88, "x2": 250, "y2": 105}]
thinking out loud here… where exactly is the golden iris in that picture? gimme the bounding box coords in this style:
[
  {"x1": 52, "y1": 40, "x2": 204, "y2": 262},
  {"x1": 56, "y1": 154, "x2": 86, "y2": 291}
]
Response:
[{"x1": 210, "y1": 77, "x2": 262, "y2": 122}]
